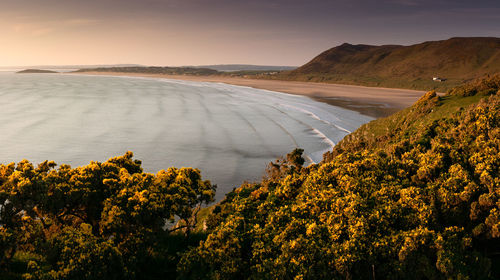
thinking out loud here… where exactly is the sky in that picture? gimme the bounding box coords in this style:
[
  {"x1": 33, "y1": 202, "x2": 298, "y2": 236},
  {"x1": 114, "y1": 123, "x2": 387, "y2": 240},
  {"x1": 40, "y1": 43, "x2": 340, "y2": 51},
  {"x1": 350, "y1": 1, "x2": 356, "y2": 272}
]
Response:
[{"x1": 0, "y1": 0, "x2": 499, "y2": 67}]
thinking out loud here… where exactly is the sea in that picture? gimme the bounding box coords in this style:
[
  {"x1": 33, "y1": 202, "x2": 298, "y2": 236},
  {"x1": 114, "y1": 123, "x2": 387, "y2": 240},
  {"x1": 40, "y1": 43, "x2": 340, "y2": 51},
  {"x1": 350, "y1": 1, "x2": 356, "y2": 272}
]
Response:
[{"x1": 0, "y1": 72, "x2": 372, "y2": 201}]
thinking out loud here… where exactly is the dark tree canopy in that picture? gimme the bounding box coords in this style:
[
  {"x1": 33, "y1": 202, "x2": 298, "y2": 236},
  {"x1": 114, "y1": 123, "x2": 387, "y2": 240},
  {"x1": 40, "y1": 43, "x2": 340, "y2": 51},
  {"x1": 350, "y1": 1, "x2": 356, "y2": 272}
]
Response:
[{"x1": 0, "y1": 152, "x2": 215, "y2": 279}]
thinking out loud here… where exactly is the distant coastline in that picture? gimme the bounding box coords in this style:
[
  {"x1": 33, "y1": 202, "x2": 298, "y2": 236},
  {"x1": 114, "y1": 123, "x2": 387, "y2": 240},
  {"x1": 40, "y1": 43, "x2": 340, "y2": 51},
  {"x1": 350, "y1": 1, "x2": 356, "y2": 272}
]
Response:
[
  {"x1": 71, "y1": 71, "x2": 425, "y2": 118},
  {"x1": 16, "y1": 69, "x2": 58, "y2": 74}
]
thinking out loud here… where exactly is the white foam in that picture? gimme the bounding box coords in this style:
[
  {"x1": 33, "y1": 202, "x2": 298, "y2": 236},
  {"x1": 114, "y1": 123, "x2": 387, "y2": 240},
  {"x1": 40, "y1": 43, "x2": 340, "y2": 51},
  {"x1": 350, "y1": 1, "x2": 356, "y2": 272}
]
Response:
[{"x1": 74, "y1": 73, "x2": 374, "y2": 164}]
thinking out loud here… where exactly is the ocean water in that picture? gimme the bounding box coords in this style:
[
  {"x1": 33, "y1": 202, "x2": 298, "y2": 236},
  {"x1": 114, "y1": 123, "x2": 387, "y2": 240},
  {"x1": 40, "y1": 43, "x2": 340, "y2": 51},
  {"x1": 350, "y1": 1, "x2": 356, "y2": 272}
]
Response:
[{"x1": 0, "y1": 72, "x2": 372, "y2": 201}]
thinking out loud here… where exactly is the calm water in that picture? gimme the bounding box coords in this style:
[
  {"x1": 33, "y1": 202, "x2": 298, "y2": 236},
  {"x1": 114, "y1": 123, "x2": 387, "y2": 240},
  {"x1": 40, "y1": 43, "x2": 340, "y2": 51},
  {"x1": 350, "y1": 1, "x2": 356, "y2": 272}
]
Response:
[{"x1": 0, "y1": 72, "x2": 372, "y2": 200}]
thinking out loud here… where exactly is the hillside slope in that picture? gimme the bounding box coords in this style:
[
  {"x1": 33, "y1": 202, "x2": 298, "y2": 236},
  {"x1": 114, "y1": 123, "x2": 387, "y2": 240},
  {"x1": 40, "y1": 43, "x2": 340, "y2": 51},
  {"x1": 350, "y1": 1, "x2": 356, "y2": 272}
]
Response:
[
  {"x1": 280, "y1": 37, "x2": 500, "y2": 91},
  {"x1": 181, "y1": 75, "x2": 500, "y2": 279}
]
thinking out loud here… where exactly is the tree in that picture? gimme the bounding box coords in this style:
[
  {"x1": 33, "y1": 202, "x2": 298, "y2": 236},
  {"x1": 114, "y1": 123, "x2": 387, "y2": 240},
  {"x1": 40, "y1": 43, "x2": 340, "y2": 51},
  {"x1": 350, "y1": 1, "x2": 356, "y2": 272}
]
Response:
[{"x1": 0, "y1": 152, "x2": 216, "y2": 278}]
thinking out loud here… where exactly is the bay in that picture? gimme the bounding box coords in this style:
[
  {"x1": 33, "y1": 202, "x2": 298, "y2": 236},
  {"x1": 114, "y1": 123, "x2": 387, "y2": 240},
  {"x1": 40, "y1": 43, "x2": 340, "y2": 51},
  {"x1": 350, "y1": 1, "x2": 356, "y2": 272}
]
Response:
[{"x1": 0, "y1": 72, "x2": 372, "y2": 201}]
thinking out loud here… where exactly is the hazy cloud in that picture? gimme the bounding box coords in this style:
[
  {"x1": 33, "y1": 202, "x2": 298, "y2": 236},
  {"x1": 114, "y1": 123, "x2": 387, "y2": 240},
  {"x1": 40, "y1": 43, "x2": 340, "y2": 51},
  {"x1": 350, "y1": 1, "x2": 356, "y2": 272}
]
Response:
[
  {"x1": 65, "y1": 18, "x2": 101, "y2": 26},
  {"x1": 0, "y1": 0, "x2": 498, "y2": 66}
]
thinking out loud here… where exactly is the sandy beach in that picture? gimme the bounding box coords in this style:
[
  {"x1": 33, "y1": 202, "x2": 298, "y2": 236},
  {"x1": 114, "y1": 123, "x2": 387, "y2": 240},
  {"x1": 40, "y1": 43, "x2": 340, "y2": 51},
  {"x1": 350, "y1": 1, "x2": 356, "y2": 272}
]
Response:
[{"x1": 72, "y1": 72, "x2": 427, "y2": 118}]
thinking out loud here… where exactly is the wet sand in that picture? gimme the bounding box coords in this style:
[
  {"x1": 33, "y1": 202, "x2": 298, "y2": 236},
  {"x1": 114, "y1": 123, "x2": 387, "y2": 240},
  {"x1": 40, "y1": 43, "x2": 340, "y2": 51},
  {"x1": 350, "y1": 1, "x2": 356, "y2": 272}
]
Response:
[{"x1": 72, "y1": 72, "x2": 426, "y2": 118}]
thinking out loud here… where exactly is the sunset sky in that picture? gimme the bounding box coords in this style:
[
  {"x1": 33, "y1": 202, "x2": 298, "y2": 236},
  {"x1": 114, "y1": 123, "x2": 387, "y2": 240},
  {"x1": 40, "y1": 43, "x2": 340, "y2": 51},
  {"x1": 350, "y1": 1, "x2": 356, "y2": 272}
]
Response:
[{"x1": 1, "y1": 0, "x2": 499, "y2": 67}]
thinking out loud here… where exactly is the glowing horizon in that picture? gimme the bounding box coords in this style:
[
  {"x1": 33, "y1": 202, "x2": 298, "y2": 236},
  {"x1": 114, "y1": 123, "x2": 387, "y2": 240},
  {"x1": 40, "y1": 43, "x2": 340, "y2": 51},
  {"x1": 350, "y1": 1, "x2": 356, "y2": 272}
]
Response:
[{"x1": 1, "y1": 0, "x2": 499, "y2": 67}]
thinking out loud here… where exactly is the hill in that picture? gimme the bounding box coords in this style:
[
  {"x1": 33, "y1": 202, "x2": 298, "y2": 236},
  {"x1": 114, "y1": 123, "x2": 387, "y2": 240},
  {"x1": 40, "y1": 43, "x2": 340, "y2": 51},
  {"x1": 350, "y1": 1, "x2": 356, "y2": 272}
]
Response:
[
  {"x1": 16, "y1": 69, "x2": 58, "y2": 74},
  {"x1": 278, "y1": 37, "x2": 500, "y2": 91}
]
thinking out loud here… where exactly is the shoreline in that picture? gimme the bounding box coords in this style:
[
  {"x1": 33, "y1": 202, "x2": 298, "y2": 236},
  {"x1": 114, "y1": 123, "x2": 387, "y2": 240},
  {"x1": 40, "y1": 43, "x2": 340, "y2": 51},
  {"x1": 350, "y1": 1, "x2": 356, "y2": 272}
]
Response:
[{"x1": 70, "y1": 72, "x2": 426, "y2": 118}]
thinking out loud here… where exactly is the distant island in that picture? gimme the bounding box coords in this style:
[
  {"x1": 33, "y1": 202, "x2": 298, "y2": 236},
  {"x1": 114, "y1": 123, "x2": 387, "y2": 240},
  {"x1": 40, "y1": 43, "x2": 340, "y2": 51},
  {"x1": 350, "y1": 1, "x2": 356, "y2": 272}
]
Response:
[{"x1": 16, "y1": 69, "x2": 59, "y2": 74}]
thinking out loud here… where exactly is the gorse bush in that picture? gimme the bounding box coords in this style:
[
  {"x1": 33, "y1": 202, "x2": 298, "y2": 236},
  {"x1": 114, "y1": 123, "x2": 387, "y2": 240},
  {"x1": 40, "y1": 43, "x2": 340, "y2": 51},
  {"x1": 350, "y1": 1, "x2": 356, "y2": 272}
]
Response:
[
  {"x1": 0, "y1": 152, "x2": 215, "y2": 279},
  {"x1": 179, "y1": 75, "x2": 499, "y2": 279},
  {"x1": 0, "y1": 75, "x2": 498, "y2": 279}
]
